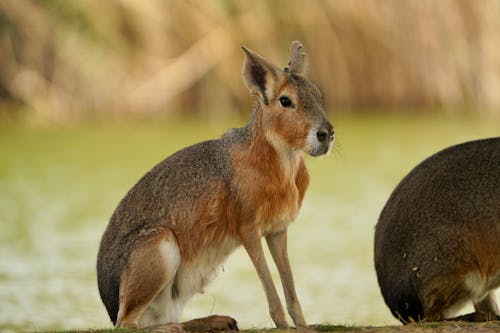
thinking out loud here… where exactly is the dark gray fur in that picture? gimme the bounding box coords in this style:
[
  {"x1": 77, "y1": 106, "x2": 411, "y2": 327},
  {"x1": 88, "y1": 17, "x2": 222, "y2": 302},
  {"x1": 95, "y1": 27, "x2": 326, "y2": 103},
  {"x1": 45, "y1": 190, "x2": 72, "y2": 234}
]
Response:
[{"x1": 374, "y1": 137, "x2": 500, "y2": 323}]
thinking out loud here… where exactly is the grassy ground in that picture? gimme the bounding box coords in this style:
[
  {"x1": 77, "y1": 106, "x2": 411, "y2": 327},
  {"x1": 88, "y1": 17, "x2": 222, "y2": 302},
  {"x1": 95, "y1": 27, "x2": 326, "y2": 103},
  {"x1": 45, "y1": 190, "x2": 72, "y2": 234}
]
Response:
[
  {"x1": 313, "y1": 322, "x2": 500, "y2": 332},
  {"x1": 34, "y1": 322, "x2": 500, "y2": 333}
]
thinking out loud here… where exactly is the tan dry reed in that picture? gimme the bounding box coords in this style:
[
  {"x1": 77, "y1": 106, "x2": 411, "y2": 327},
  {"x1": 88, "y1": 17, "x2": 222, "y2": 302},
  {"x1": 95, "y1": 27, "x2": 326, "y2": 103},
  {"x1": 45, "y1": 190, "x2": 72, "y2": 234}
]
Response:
[{"x1": 1, "y1": 0, "x2": 500, "y2": 121}]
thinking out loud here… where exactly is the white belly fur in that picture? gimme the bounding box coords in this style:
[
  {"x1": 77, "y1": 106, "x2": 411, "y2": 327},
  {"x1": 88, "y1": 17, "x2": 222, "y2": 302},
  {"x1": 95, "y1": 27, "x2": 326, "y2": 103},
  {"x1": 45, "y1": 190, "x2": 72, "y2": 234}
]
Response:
[{"x1": 140, "y1": 236, "x2": 240, "y2": 326}]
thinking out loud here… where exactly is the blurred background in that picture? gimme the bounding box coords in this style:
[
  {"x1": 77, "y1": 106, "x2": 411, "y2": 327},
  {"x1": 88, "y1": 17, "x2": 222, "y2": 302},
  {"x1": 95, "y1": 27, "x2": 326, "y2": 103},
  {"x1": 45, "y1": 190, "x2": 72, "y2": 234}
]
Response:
[
  {"x1": 2, "y1": 0, "x2": 500, "y2": 120},
  {"x1": 0, "y1": 0, "x2": 499, "y2": 331}
]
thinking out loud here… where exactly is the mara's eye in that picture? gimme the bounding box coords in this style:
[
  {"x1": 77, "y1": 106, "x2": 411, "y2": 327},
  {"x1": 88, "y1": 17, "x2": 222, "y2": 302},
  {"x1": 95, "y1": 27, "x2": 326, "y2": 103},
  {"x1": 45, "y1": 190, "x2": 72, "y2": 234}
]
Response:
[{"x1": 279, "y1": 96, "x2": 293, "y2": 108}]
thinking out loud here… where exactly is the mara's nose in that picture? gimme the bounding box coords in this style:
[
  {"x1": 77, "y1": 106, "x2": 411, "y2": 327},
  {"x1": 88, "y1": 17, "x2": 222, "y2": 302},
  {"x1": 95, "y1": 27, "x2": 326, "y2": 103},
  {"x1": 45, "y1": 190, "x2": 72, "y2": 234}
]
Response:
[{"x1": 316, "y1": 123, "x2": 334, "y2": 143}]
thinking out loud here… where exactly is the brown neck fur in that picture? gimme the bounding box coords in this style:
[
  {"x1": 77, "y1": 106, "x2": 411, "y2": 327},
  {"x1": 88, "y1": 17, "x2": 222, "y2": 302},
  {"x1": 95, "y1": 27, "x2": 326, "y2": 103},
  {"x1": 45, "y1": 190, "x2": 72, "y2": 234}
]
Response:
[
  {"x1": 229, "y1": 104, "x2": 309, "y2": 235},
  {"x1": 245, "y1": 104, "x2": 302, "y2": 182}
]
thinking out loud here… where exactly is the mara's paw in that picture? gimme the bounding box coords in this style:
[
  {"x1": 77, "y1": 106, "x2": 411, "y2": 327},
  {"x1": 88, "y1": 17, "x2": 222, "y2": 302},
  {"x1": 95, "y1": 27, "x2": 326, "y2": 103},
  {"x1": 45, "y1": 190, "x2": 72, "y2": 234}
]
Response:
[
  {"x1": 182, "y1": 315, "x2": 239, "y2": 332},
  {"x1": 296, "y1": 324, "x2": 316, "y2": 333},
  {"x1": 275, "y1": 321, "x2": 289, "y2": 329},
  {"x1": 448, "y1": 312, "x2": 500, "y2": 322}
]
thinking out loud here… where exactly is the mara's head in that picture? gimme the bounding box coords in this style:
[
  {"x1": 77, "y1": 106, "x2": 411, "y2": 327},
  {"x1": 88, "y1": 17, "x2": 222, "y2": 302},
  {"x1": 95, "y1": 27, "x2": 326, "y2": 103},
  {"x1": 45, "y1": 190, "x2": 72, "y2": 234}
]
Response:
[{"x1": 241, "y1": 41, "x2": 334, "y2": 157}]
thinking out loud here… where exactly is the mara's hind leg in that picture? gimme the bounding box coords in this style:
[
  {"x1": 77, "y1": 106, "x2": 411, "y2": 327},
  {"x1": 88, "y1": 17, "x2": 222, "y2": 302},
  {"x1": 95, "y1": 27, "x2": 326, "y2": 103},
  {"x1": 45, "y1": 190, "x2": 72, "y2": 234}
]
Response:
[
  {"x1": 474, "y1": 291, "x2": 499, "y2": 317},
  {"x1": 461, "y1": 291, "x2": 500, "y2": 321},
  {"x1": 445, "y1": 291, "x2": 500, "y2": 322},
  {"x1": 116, "y1": 229, "x2": 181, "y2": 328}
]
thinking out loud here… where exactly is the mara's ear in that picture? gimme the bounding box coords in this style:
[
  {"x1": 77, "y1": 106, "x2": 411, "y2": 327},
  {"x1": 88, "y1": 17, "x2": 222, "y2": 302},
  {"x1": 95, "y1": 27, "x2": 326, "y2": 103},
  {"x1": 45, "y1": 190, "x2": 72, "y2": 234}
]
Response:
[
  {"x1": 284, "y1": 40, "x2": 307, "y2": 76},
  {"x1": 241, "y1": 45, "x2": 281, "y2": 105}
]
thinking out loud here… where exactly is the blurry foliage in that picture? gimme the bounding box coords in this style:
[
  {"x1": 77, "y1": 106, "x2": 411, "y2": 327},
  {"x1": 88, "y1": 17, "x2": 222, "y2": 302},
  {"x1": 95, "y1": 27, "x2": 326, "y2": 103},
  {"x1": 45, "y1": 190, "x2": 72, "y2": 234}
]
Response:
[{"x1": 1, "y1": 0, "x2": 500, "y2": 122}]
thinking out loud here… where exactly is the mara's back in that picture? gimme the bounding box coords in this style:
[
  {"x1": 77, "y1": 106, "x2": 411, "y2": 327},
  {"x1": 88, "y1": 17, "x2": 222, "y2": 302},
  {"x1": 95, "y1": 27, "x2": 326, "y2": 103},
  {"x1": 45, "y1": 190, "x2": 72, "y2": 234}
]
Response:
[
  {"x1": 96, "y1": 133, "x2": 240, "y2": 323},
  {"x1": 374, "y1": 137, "x2": 500, "y2": 322}
]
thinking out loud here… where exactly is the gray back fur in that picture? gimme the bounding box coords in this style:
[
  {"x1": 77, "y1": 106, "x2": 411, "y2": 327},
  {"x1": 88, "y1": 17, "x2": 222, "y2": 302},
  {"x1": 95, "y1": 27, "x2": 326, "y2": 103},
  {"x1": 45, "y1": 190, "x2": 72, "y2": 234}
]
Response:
[{"x1": 97, "y1": 127, "x2": 249, "y2": 323}]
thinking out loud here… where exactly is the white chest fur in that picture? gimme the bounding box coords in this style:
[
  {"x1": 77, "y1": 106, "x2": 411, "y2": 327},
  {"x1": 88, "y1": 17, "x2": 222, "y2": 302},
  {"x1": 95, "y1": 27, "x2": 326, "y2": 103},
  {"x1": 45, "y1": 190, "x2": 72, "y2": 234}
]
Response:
[{"x1": 176, "y1": 237, "x2": 240, "y2": 299}]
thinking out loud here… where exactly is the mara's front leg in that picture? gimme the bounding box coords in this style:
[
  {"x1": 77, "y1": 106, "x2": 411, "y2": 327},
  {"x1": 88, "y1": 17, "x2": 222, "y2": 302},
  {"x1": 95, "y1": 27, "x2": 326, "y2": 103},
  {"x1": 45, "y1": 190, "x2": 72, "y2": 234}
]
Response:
[
  {"x1": 239, "y1": 227, "x2": 289, "y2": 328},
  {"x1": 266, "y1": 230, "x2": 313, "y2": 332}
]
